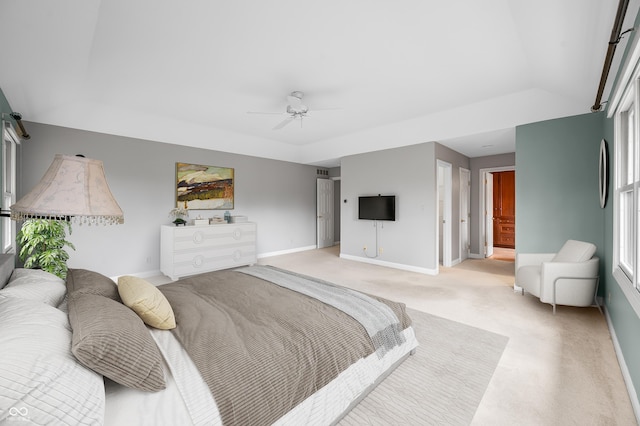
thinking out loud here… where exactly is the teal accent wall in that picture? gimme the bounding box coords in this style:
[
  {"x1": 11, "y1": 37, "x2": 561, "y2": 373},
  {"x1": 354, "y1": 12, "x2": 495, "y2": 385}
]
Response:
[
  {"x1": 602, "y1": 114, "x2": 640, "y2": 403},
  {"x1": 517, "y1": 110, "x2": 640, "y2": 410},
  {"x1": 515, "y1": 112, "x2": 605, "y2": 256}
]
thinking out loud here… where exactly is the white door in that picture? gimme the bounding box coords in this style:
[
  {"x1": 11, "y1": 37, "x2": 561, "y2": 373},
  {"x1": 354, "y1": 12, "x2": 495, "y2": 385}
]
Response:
[
  {"x1": 316, "y1": 179, "x2": 334, "y2": 248},
  {"x1": 437, "y1": 160, "x2": 452, "y2": 267},
  {"x1": 484, "y1": 172, "x2": 494, "y2": 257},
  {"x1": 459, "y1": 168, "x2": 470, "y2": 261}
]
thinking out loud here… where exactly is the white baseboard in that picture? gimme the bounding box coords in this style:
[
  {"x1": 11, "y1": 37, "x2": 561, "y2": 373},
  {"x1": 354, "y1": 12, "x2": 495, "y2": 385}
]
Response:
[
  {"x1": 604, "y1": 305, "x2": 640, "y2": 423},
  {"x1": 339, "y1": 253, "x2": 438, "y2": 275},
  {"x1": 258, "y1": 245, "x2": 317, "y2": 259}
]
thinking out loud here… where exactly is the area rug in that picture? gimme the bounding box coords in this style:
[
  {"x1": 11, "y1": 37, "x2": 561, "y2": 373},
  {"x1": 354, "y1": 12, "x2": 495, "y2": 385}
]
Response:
[{"x1": 338, "y1": 309, "x2": 509, "y2": 426}]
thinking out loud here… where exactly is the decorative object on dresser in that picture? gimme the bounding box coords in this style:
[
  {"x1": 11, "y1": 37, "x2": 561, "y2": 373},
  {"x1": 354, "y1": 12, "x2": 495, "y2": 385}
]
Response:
[
  {"x1": 168, "y1": 207, "x2": 188, "y2": 226},
  {"x1": 209, "y1": 216, "x2": 226, "y2": 224},
  {"x1": 176, "y1": 162, "x2": 234, "y2": 210},
  {"x1": 192, "y1": 218, "x2": 209, "y2": 226},
  {"x1": 160, "y1": 222, "x2": 257, "y2": 280}
]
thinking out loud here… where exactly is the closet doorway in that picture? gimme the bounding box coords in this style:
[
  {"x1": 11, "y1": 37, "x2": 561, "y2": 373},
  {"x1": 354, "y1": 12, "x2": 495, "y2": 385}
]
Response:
[
  {"x1": 492, "y1": 170, "x2": 515, "y2": 249},
  {"x1": 437, "y1": 160, "x2": 452, "y2": 267},
  {"x1": 480, "y1": 166, "x2": 515, "y2": 257}
]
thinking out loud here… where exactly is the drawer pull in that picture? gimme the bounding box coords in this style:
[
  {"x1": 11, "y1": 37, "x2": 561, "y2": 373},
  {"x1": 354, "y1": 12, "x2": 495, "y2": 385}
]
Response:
[
  {"x1": 192, "y1": 255, "x2": 204, "y2": 268},
  {"x1": 233, "y1": 250, "x2": 242, "y2": 261},
  {"x1": 192, "y1": 231, "x2": 204, "y2": 244}
]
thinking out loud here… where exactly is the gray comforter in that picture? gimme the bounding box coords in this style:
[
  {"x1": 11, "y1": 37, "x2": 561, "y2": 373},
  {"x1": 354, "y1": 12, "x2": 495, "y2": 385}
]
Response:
[{"x1": 159, "y1": 267, "x2": 412, "y2": 426}]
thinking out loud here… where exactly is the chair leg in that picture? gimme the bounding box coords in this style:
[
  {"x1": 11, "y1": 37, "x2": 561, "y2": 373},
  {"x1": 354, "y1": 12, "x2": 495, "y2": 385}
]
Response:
[
  {"x1": 552, "y1": 304, "x2": 556, "y2": 315},
  {"x1": 594, "y1": 300, "x2": 604, "y2": 316},
  {"x1": 594, "y1": 277, "x2": 603, "y2": 316}
]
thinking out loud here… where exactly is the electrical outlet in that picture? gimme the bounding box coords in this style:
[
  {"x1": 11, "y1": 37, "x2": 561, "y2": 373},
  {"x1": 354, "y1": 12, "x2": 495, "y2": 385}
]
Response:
[
  {"x1": 363, "y1": 245, "x2": 367, "y2": 251},
  {"x1": 379, "y1": 247, "x2": 383, "y2": 254}
]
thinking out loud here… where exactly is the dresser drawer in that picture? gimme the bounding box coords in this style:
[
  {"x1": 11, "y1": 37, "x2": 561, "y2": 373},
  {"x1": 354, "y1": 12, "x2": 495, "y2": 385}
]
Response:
[
  {"x1": 172, "y1": 225, "x2": 256, "y2": 251},
  {"x1": 161, "y1": 222, "x2": 257, "y2": 280},
  {"x1": 171, "y1": 245, "x2": 257, "y2": 277}
]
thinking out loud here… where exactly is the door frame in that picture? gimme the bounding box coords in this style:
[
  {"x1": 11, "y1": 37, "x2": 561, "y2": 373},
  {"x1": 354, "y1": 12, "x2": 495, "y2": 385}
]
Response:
[
  {"x1": 459, "y1": 167, "x2": 470, "y2": 262},
  {"x1": 479, "y1": 165, "x2": 515, "y2": 258},
  {"x1": 437, "y1": 160, "x2": 452, "y2": 267},
  {"x1": 316, "y1": 178, "x2": 334, "y2": 249}
]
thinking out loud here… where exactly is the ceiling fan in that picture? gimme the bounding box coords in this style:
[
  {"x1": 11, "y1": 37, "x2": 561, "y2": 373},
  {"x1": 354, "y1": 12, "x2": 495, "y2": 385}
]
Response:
[{"x1": 248, "y1": 91, "x2": 335, "y2": 130}]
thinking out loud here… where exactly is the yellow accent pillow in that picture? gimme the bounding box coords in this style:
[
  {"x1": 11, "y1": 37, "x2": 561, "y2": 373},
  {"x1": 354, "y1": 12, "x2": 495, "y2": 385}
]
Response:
[{"x1": 117, "y1": 276, "x2": 176, "y2": 330}]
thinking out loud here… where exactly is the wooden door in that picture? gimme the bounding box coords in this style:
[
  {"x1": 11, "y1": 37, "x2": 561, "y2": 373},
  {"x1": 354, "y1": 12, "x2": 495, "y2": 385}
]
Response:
[{"x1": 492, "y1": 171, "x2": 515, "y2": 248}]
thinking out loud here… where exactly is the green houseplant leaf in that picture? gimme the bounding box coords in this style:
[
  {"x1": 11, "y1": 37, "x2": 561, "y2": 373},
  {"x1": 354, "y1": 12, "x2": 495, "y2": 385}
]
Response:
[{"x1": 17, "y1": 219, "x2": 75, "y2": 280}]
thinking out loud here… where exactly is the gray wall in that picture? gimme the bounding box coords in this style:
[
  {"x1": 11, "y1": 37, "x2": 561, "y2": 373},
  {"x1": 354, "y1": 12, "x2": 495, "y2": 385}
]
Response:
[
  {"x1": 341, "y1": 141, "x2": 474, "y2": 272},
  {"x1": 19, "y1": 122, "x2": 319, "y2": 277},
  {"x1": 341, "y1": 142, "x2": 438, "y2": 273},
  {"x1": 469, "y1": 153, "x2": 516, "y2": 255}
]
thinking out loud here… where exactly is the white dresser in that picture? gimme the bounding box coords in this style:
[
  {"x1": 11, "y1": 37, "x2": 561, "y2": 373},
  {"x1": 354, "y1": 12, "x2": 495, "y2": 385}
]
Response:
[{"x1": 160, "y1": 222, "x2": 257, "y2": 280}]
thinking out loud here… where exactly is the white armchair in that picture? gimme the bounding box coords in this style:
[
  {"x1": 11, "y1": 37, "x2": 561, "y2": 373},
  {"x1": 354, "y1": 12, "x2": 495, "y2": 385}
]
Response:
[{"x1": 515, "y1": 240, "x2": 600, "y2": 314}]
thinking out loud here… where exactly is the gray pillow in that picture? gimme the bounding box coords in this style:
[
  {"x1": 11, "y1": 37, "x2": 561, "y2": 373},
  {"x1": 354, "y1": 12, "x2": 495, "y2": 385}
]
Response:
[
  {"x1": 68, "y1": 291, "x2": 166, "y2": 392},
  {"x1": 66, "y1": 268, "x2": 121, "y2": 301}
]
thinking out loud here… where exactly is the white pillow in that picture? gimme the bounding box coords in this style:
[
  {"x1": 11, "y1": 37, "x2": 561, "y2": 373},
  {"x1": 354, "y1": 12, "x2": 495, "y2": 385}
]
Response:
[
  {"x1": 118, "y1": 275, "x2": 176, "y2": 330},
  {"x1": 551, "y1": 240, "x2": 597, "y2": 263},
  {"x1": 0, "y1": 268, "x2": 66, "y2": 306},
  {"x1": 0, "y1": 295, "x2": 105, "y2": 425}
]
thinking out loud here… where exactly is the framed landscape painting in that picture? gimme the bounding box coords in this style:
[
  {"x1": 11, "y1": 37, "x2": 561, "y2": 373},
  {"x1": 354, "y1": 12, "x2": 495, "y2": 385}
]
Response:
[{"x1": 176, "y1": 162, "x2": 234, "y2": 210}]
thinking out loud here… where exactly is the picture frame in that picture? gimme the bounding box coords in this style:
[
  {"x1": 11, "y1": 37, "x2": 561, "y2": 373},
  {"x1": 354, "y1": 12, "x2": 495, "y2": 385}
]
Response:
[{"x1": 176, "y1": 162, "x2": 234, "y2": 210}]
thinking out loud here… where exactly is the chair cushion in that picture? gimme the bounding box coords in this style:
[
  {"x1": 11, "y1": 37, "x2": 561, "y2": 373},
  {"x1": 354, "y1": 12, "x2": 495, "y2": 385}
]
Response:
[
  {"x1": 516, "y1": 265, "x2": 542, "y2": 297},
  {"x1": 551, "y1": 240, "x2": 596, "y2": 262}
]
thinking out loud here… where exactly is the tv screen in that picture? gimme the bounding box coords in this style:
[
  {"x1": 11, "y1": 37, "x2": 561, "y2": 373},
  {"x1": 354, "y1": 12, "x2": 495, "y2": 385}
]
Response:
[{"x1": 358, "y1": 195, "x2": 396, "y2": 221}]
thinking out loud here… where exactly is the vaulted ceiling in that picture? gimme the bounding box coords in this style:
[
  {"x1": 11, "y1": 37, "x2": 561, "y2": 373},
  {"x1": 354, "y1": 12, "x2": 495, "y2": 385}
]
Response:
[{"x1": 1, "y1": 1, "x2": 636, "y2": 167}]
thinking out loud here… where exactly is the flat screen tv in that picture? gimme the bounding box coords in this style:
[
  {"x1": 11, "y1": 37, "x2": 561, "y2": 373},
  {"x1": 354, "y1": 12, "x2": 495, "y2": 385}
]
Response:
[{"x1": 358, "y1": 195, "x2": 396, "y2": 221}]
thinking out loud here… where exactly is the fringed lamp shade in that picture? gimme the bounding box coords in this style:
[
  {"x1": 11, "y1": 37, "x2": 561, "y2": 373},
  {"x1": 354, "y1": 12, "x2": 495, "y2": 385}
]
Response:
[{"x1": 10, "y1": 154, "x2": 124, "y2": 225}]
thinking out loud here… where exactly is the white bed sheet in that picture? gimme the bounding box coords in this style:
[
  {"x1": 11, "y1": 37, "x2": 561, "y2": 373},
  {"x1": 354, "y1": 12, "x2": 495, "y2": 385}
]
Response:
[{"x1": 105, "y1": 327, "x2": 418, "y2": 426}]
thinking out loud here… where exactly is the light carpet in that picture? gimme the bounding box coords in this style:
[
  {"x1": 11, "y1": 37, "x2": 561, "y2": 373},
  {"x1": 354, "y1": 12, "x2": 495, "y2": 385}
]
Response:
[{"x1": 339, "y1": 308, "x2": 509, "y2": 426}]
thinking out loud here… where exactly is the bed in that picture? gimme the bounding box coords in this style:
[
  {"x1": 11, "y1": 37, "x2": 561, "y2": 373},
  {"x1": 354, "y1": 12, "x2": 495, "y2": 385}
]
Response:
[{"x1": 0, "y1": 254, "x2": 418, "y2": 425}]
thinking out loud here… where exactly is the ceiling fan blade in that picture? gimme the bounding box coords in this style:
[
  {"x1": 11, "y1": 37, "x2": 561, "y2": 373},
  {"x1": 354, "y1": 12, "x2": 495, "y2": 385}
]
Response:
[
  {"x1": 310, "y1": 107, "x2": 341, "y2": 111},
  {"x1": 273, "y1": 117, "x2": 295, "y2": 130},
  {"x1": 247, "y1": 111, "x2": 288, "y2": 115}
]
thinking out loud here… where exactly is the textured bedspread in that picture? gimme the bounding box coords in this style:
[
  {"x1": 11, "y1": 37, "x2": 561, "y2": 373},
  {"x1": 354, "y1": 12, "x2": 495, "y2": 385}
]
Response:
[{"x1": 159, "y1": 267, "x2": 412, "y2": 426}]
